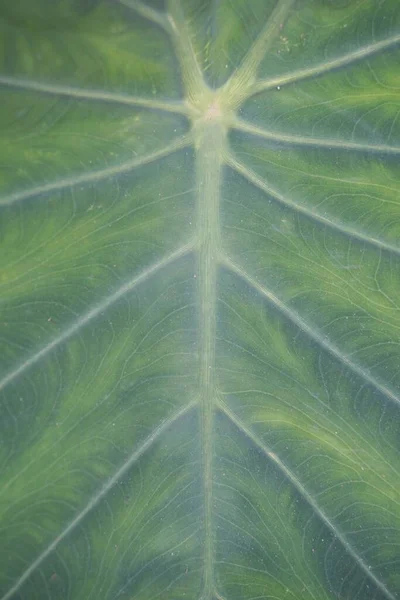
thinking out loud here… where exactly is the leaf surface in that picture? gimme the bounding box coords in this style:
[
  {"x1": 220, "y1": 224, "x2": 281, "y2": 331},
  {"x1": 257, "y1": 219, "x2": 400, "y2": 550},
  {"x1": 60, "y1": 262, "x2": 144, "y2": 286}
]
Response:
[{"x1": 1, "y1": 1, "x2": 400, "y2": 599}]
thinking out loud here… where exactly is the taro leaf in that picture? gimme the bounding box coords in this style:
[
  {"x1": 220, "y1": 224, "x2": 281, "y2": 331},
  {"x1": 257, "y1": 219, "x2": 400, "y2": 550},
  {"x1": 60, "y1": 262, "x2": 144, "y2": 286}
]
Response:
[{"x1": 1, "y1": 1, "x2": 400, "y2": 599}]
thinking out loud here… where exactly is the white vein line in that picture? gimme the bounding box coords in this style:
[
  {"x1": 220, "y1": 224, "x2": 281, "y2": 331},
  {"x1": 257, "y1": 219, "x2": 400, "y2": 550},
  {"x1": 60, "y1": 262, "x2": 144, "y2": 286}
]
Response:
[
  {"x1": 222, "y1": 0, "x2": 295, "y2": 106},
  {"x1": 166, "y1": 0, "x2": 207, "y2": 104},
  {"x1": 252, "y1": 34, "x2": 400, "y2": 94},
  {"x1": 0, "y1": 401, "x2": 196, "y2": 600},
  {"x1": 118, "y1": 0, "x2": 168, "y2": 30},
  {"x1": 233, "y1": 117, "x2": 400, "y2": 156},
  {"x1": 0, "y1": 243, "x2": 193, "y2": 392},
  {"x1": 0, "y1": 75, "x2": 188, "y2": 114},
  {"x1": 221, "y1": 255, "x2": 400, "y2": 409},
  {"x1": 0, "y1": 135, "x2": 192, "y2": 206},
  {"x1": 227, "y1": 154, "x2": 400, "y2": 257},
  {"x1": 217, "y1": 400, "x2": 397, "y2": 600}
]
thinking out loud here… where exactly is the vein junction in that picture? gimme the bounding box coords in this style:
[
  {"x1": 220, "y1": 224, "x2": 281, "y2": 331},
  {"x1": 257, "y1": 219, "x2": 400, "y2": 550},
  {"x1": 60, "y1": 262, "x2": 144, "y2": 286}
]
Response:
[{"x1": 164, "y1": 6, "x2": 242, "y2": 596}]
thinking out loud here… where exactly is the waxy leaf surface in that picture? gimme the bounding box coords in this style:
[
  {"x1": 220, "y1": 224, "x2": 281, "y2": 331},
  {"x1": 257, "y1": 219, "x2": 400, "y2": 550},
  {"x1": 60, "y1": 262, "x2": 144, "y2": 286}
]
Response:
[{"x1": 1, "y1": 1, "x2": 400, "y2": 599}]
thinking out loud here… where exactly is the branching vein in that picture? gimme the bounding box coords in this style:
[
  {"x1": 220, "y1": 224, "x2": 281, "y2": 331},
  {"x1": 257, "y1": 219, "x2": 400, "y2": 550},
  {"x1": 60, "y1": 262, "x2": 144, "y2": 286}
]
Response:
[
  {"x1": 166, "y1": 0, "x2": 208, "y2": 107},
  {"x1": 0, "y1": 401, "x2": 196, "y2": 600},
  {"x1": 0, "y1": 135, "x2": 192, "y2": 206},
  {"x1": 222, "y1": 0, "x2": 295, "y2": 107},
  {"x1": 233, "y1": 117, "x2": 400, "y2": 156},
  {"x1": 218, "y1": 400, "x2": 397, "y2": 600},
  {"x1": 250, "y1": 34, "x2": 400, "y2": 95},
  {"x1": 118, "y1": 0, "x2": 168, "y2": 30},
  {"x1": 0, "y1": 75, "x2": 188, "y2": 115},
  {"x1": 221, "y1": 255, "x2": 400, "y2": 409},
  {"x1": 227, "y1": 153, "x2": 400, "y2": 257},
  {"x1": 0, "y1": 244, "x2": 193, "y2": 392}
]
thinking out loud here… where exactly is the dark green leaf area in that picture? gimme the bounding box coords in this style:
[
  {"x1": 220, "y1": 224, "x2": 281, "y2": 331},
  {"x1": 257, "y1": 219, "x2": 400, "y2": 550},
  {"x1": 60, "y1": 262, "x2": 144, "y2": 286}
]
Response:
[{"x1": 0, "y1": 0, "x2": 180, "y2": 96}]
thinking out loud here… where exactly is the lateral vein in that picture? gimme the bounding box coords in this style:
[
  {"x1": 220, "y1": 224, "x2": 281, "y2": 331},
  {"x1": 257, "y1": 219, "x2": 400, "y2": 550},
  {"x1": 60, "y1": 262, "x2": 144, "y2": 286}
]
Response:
[
  {"x1": 233, "y1": 117, "x2": 400, "y2": 156},
  {"x1": 0, "y1": 75, "x2": 188, "y2": 114},
  {"x1": 0, "y1": 401, "x2": 197, "y2": 600},
  {"x1": 221, "y1": 255, "x2": 400, "y2": 409},
  {"x1": 166, "y1": 0, "x2": 208, "y2": 106},
  {"x1": 0, "y1": 243, "x2": 193, "y2": 392},
  {"x1": 223, "y1": 0, "x2": 295, "y2": 106},
  {"x1": 0, "y1": 135, "x2": 192, "y2": 206},
  {"x1": 251, "y1": 34, "x2": 400, "y2": 95},
  {"x1": 218, "y1": 400, "x2": 397, "y2": 600},
  {"x1": 227, "y1": 154, "x2": 400, "y2": 257}
]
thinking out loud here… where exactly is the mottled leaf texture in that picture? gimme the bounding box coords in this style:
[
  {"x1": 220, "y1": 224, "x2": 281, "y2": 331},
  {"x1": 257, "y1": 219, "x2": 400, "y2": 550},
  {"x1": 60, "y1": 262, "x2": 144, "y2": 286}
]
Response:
[{"x1": 1, "y1": 1, "x2": 400, "y2": 599}]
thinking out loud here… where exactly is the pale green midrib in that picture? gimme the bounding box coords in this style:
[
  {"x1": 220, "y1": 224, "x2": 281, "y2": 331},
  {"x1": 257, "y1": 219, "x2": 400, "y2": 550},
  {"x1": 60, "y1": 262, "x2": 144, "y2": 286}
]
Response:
[
  {"x1": 0, "y1": 75, "x2": 188, "y2": 115},
  {"x1": 0, "y1": 401, "x2": 197, "y2": 600},
  {"x1": 163, "y1": 2, "x2": 227, "y2": 595},
  {"x1": 218, "y1": 400, "x2": 397, "y2": 600},
  {"x1": 227, "y1": 154, "x2": 400, "y2": 257},
  {"x1": 195, "y1": 121, "x2": 225, "y2": 599}
]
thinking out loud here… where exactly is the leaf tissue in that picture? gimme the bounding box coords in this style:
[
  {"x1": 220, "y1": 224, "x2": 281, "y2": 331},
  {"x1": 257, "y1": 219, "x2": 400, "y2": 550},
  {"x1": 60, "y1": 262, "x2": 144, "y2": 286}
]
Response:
[{"x1": 1, "y1": 1, "x2": 400, "y2": 599}]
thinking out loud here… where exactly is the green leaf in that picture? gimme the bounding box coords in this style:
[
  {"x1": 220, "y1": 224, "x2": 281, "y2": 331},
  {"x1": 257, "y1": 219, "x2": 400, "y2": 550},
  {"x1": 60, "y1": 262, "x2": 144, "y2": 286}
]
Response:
[{"x1": 1, "y1": 1, "x2": 400, "y2": 598}]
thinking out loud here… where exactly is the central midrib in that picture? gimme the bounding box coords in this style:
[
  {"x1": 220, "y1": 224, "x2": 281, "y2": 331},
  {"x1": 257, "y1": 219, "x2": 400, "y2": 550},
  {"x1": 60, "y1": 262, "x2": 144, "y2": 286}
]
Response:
[{"x1": 196, "y1": 117, "x2": 226, "y2": 598}]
